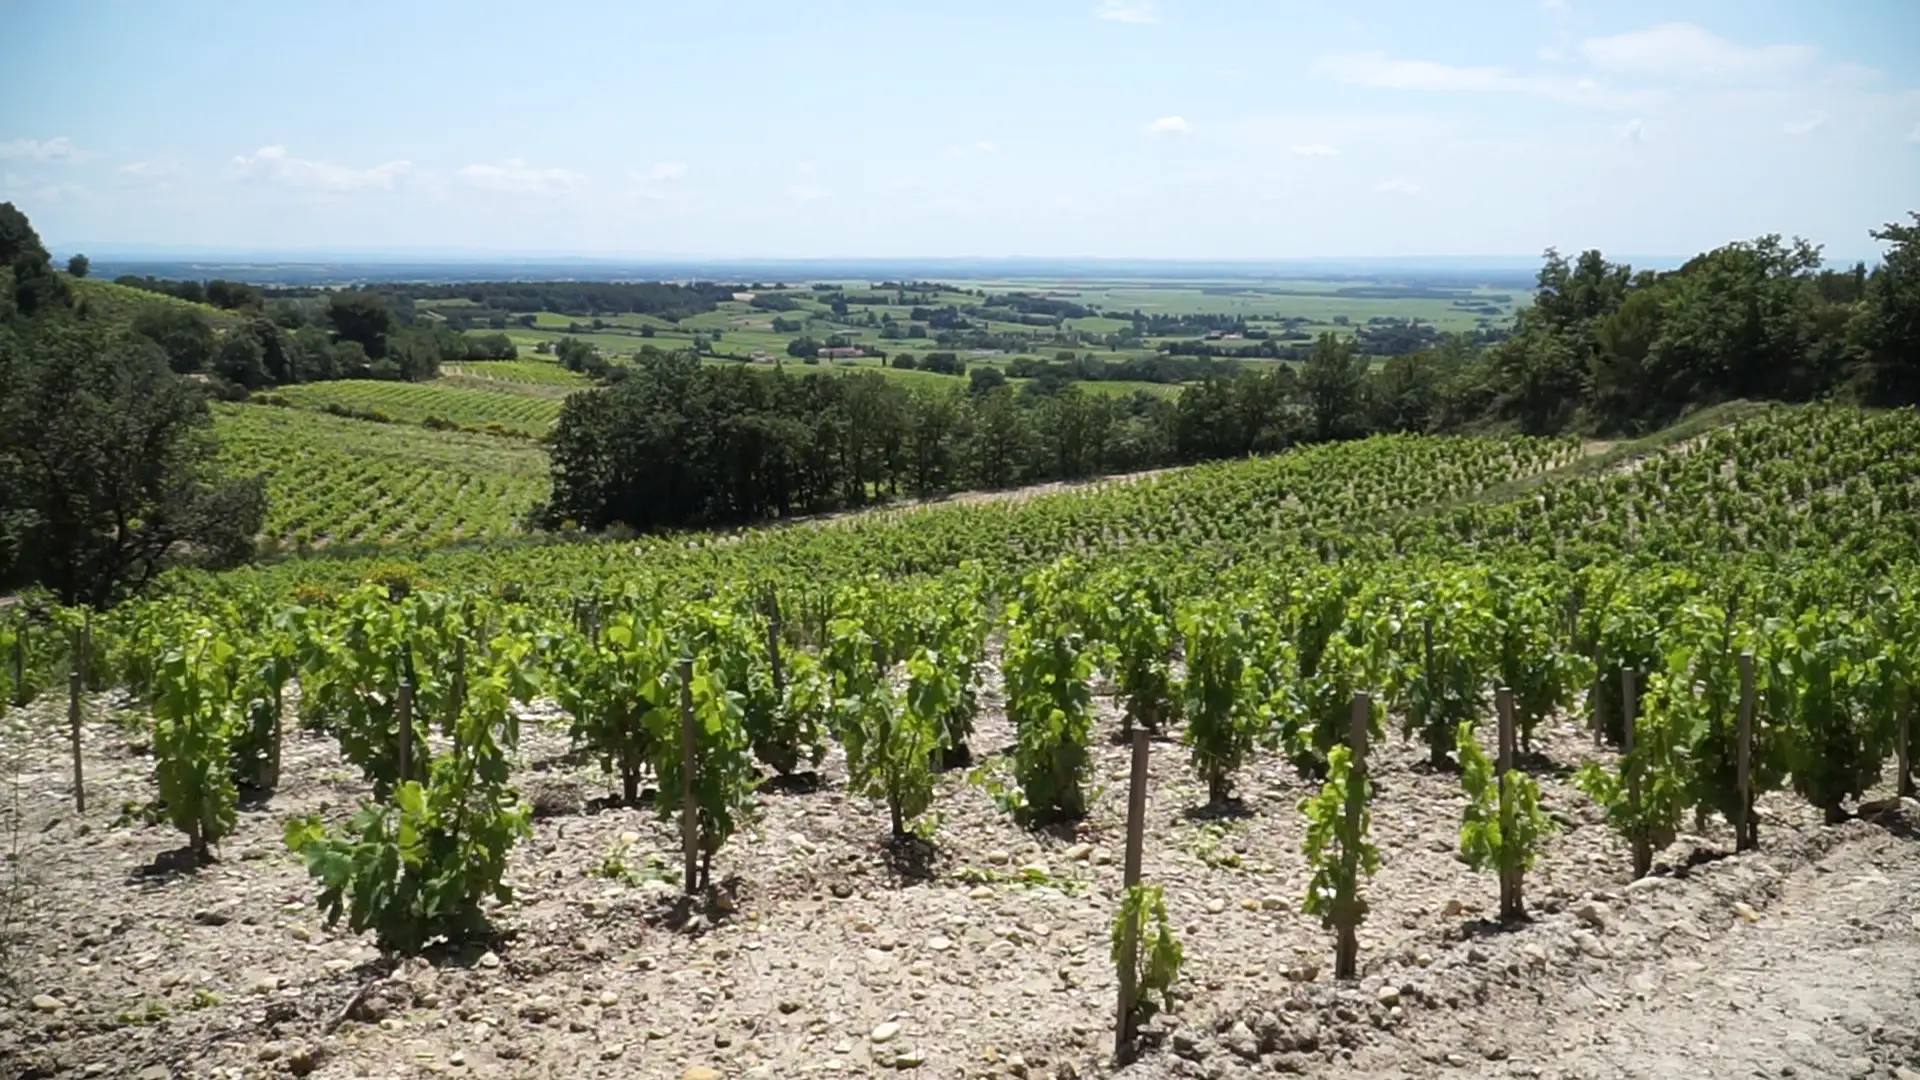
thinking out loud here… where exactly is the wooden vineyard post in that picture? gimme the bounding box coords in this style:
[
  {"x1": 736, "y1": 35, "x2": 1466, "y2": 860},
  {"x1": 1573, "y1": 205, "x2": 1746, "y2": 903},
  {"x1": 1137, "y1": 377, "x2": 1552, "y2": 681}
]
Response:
[
  {"x1": 68, "y1": 669, "x2": 85, "y2": 813},
  {"x1": 396, "y1": 681, "x2": 414, "y2": 785},
  {"x1": 1897, "y1": 683, "x2": 1913, "y2": 801},
  {"x1": 1495, "y1": 686, "x2": 1520, "y2": 920},
  {"x1": 1336, "y1": 692, "x2": 1369, "y2": 980},
  {"x1": 1112, "y1": 727, "x2": 1151, "y2": 1063},
  {"x1": 11, "y1": 628, "x2": 24, "y2": 709},
  {"x1": 1590, "y1": 645, "x2": 1606, "y2": 748},
  {"x1": 678, "y1": 657, "x2": 700, "y2": 896},
  {"x1": 1623, "y1": 668, "x2": 1650, "y2": 878},
  {"x1": 765, "y1": 587, "x2": 785, "y2": 699},
  {"x1": 266, "y1": 682, "x2": 284, "y2": 793},
  {"x1": 1736, "y1": 653, "x2": 1756, "y2": 851}
]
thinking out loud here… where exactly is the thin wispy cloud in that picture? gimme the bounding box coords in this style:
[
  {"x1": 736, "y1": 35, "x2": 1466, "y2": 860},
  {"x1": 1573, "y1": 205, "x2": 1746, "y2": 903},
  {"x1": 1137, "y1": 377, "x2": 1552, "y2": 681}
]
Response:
[
  {"x1": 1144, "y1": 115, "x2": 1191, "y2": 136},
  {"x1": 1096, "y1": 0, "x2": 1159, "y2": 25},
  {"x1": 1909, "y1": 122, "x2": 1920, "y2": 143},
  {"x1": 1580, "y1": 23, "x2": 1816, "y2": 81},
  {"x1": 649, "y1": 161, "x2": 687, "y2": 181},
  {"x1": 1619, "y1": 118, "x2": 1646, "y2": 143},
  {"x1": 0, "y1": 137, "x2": 91, "y2": 163},
  {"x1": 232, "y1": 145, "x2": 411, "y2": 191},
  {"x1": 1289, "y1": 143, "x2": 1340, "y2": 157},
  {"x1": 1375, "y1": 179, "x2": 1420, "y2": 196},
  {"x1": 790, "y1": 185, "x2": 830, "y2": 201},
  {"x1": 1317, "y1": 51, "x2": 1647, "y2": 109},
  {"x1": 459, "y1": 159, "x2": 582, "y2": 194},
  {"x1": 944, "y1": 140, "x2": 999, "y2": 159},
  {"x1": 1782, "y1": 112, "x2": 1827, "y2": 136}
]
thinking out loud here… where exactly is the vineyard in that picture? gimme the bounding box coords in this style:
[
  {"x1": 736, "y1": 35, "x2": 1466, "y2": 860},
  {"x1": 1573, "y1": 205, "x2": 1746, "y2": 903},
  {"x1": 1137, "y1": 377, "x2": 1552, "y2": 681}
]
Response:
[
  {"x1": 265, "y1": 380, "x2": 565, "y2": 438},
  {"x1": 2, "y1": 405, "x2": 1918, "y2": 1079},
  {"x1": 211, "y1": 404, "x2": 548, "y2": 550},
  {"x1": 440, "y1": 360, "x2": 594, "y2": 391}
]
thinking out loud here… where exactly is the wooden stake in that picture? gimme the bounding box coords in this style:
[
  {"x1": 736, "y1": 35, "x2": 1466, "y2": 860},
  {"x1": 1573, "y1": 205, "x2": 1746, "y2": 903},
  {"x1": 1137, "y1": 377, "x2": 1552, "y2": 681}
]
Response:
[
  {"x1": 1113, "y1": 728, "x2": 1151, "y2": 1063},
  {"x1": 10, "y1": 629, "x2": 24, "y2": 709},
  {"x1": 766, "y1": 587, "x2": 785, "y2": 699},
  {"x1": 1591, "y1": 647, "x2": 1605, "y2": 748},
  {"x1": 679, "y1": 657, "x2": 700, "y2": 896},
  {"x1": 1495, "y1": 686, "x2": 1520, "y2": 919},
  {"x1": 68, "y1": 670, "x2": 84, "y2": 813},
  {"x1": 267, "y1": 682, "x2": 283, "y2": 792},
  {"x1": 1736, "y1": 653, "x2": 1755, "y2": 852},
  {"x1": 1623, "y1": 668, "x2": 1649, "y2": 878},
  {"x1": 396, "y1": 681, "x2": 414, "y2": 785},
  {"x1": 1897, "y1": 683, "x2": 1913, "y2": 801},
  {"x1": 1336, "y1": 692, "x2": 1369, "y2": 980}
]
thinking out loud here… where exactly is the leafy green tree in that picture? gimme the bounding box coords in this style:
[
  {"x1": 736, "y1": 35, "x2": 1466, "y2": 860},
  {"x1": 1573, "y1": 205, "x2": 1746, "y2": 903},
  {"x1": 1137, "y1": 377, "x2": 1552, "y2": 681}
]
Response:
[
  {"x1": 0, "y1": 323, "x2": 266, "y2": 607},
  {"x1": 131, "y1": 304, "x2": 216, "y2": 374},
  {"x1": 215, "y1": 327, "x2": 268, "y2": 388},
  {"x1": 65, "y1": 254, "x2": 90, "y2": 279},
  {"x1": 1300, "y1": 332, "x2": 1367, "y2": 442},
  {"x1": 0, "y1": 202, "x2": 71, "y2": 318},
  {"x1": 328, "y1": 291, "x2": 396, "y2": 359},
  {"x1": 1856, "y1": 212, "x2": 1920, "y2": 405}
]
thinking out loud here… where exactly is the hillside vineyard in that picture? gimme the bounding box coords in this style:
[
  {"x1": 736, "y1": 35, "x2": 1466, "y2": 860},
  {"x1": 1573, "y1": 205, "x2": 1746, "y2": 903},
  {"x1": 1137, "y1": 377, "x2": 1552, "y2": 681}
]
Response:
[{"x1": 4, "y1": 404, "x2": 1918, "y2": 1076}]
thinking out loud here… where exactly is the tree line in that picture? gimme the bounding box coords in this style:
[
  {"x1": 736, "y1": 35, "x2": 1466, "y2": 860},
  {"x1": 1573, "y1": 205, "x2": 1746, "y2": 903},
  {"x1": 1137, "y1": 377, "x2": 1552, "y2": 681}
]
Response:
[{"x1": 124, "y1": 290, "x2": 516, "y2": 392}]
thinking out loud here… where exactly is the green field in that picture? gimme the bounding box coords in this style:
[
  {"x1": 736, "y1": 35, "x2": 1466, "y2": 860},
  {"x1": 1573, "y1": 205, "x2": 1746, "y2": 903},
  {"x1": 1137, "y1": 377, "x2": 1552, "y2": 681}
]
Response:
[
  {"x1": 72, "y1": 277, "x2": 239, "y2": 327},
  {"x1": 441, "y1": 360, "x2": 592, "y2": 390},
  {"x1": 213, "y1": 403, "x2": 548, "y2": 551},
  {"x1": 270, "y1": 380, "x2": 565, "y2": 437}
]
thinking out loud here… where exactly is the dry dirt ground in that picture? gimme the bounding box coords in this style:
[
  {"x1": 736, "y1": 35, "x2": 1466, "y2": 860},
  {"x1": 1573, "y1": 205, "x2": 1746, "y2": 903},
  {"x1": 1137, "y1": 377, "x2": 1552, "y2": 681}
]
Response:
[{"x1": 1, "y1": 664, "x2": 1915, "y2": 1080}]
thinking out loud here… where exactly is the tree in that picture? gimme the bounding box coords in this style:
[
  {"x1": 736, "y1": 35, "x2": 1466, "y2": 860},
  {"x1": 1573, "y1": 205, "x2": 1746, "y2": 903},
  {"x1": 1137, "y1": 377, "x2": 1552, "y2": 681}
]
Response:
[
  {"x1": 1300, "y1": 333, "x2": 1367, "y2": 442},
  {"x1": 0, "y1": 323, "x2": 267, "y2": 607},
  {"x1": 131, "y1": 304, "x2": 217, "y2": 374},
  {"x1": 66, "y1": 254, "x2": 90, "y2": 279},
  {"x1": 328, "y1": 291, "x2": 396, "y2": 359},
  {"x1": 1856, "y1": 212, "x2": 1920, "y2": 405},
  {"x1": 215, "y1": 327, "x2": 268, "y2": 389},
  {"x1": 0, "y1": 201, "x2": 70, "y2": 318}
]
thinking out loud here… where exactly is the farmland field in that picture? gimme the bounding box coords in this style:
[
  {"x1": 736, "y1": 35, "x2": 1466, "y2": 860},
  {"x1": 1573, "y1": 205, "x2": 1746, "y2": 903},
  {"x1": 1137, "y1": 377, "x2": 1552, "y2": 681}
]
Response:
[
  {"x1": 211, "y1": 402, "x2": 548, "y2": 549},
  {"x1": 269, "y1": 379, "x2": 566, "y2": 437},
  {"x1": 4, "y1": 403, "x2": 1920, "y2": 1080}
]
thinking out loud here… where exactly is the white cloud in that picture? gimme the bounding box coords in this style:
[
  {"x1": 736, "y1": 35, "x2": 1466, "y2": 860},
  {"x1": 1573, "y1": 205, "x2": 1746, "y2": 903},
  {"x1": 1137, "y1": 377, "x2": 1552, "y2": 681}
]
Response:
[
  {"x1": 459, "y1": 158, "x2": 582, "y2": 194},
  {"x1": 649, "y1": 161, "x2": 687, "y2": 182},
  {"x1": 1906, "y1": 121, "x2": 1920, "y2": 143},
  {"x1": 1538, "y1": 46, "x2": 1565, "y2": 62},
  {"x1": 1096, "y1": 0, "x2": 1159, "y2": 24},
  {"x1": 790, "y1": 185, "x2": 830, "y2": 201},
  {"x1": 1580, "y1": 23, "x2": 1817, "y2": 81},
  {"x1": 1619, "y1": 118, "x2": 1646, "y2": 143},
  {"x1": 1316, "y1": 51, "x2": 1647, "y2": 108},
  {"x1": 119, "y1": 160, "x2": 183, "y2": 178},
  {"x1": 1289, "y1": 144, "x2": 1340, "y2": 157},
  {"x1": 1144, "y1": 115, "x2": 1191, "y2": 136},
  {"x1": 1782, "y1": 111, "x2": 1827, "y2": 136},
  {"x1": 1375, "y1": 179, "x2": 1420, "y2": 196},
  {"x1": 0, "y1": 137, "x2": 91, "y2": 163},
  {"x1": 1539, "y1": 0, "x2": 1569, "y2": 10},
  {"x1": 945, "y1": 140, "x2": 1000, "y2": 159},
  {"x1": 233, "y1": 145, "x2": 411, "y2": 191}
]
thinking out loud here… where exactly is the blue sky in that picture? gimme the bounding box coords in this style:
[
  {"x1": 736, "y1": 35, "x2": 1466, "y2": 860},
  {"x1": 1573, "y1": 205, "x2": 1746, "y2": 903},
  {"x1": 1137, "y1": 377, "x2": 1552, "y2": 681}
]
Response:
[{"x1": 4, "y1": 0, "x2": 1916, "y2": 260}]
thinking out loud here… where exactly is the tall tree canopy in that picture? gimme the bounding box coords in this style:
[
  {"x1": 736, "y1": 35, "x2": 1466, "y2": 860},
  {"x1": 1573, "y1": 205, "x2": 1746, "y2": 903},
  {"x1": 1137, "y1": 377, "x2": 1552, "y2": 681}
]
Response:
[{"x1": 0, "y1": 205, "x2": 267, "y2": 607}]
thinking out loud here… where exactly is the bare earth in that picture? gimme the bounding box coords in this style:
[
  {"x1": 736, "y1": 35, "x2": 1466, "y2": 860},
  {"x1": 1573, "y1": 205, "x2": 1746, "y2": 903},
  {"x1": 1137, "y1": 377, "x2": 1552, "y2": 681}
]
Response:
[{"x1": 2, "y1": 666, "x2": 1915, "y2": 1080}]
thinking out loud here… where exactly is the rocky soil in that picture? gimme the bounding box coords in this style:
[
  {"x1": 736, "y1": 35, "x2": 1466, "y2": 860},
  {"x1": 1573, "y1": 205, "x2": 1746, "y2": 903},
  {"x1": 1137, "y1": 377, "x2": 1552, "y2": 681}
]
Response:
[{"x1": 1, "y1": 670, "x2": 1914, "y2": 1080}]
